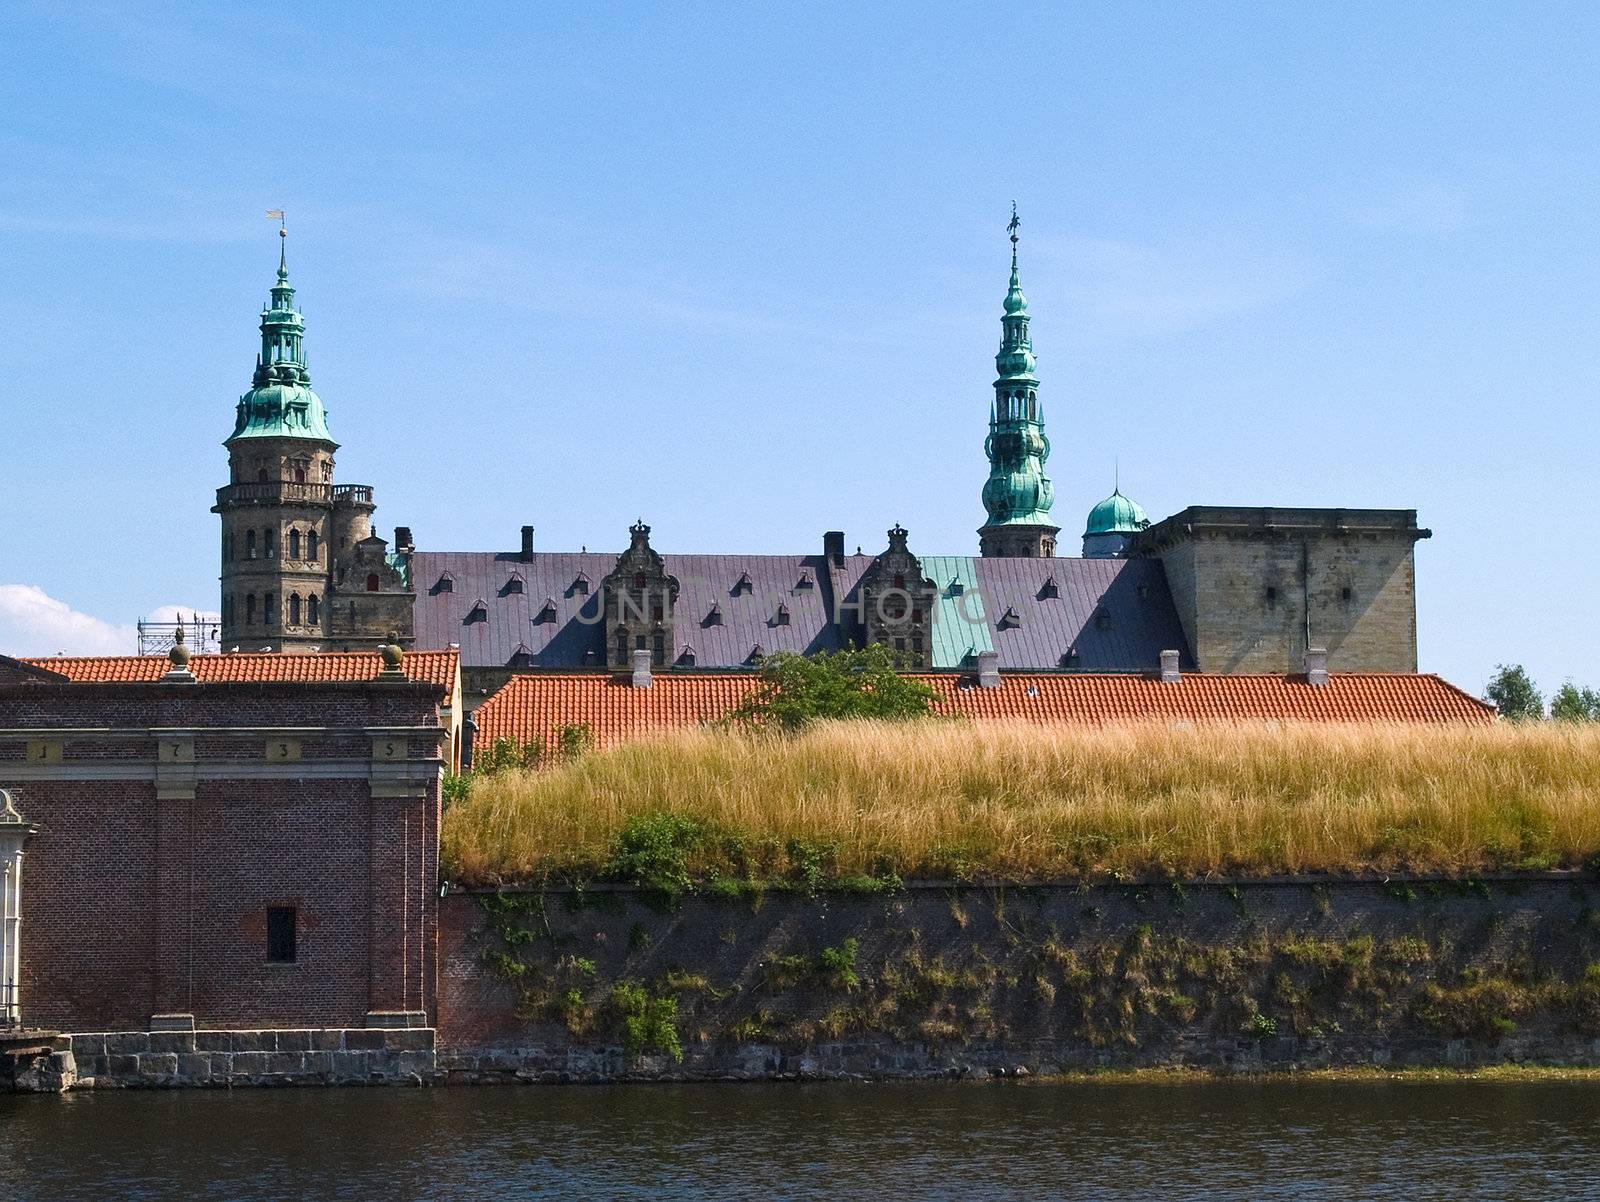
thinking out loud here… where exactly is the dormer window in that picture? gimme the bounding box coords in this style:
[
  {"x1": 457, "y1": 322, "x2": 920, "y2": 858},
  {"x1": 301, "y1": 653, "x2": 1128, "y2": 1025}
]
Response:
[
  {"x1": 1059, "y1": 649, "x2": 1079, "y2": 668},
  {"x1": 570, "y1": 573, "x2": 590, "y2": 597},
  {"x1": 747, "y1": 643, "x2": 765, "y2": 664},
  {"x1": 705, "y1": 603, "x2": 723, "y2": 627},
  {"x1": 465, "y1": 600, "x2": 488, "y2": 624},
  {"x1": 534, "y1": 597, "x2": 558, "y2": 624},
  {"x1": 794, "y1": 572, "x2": 814, "y2": 591},
  {"x1": 432, "y1": 573, "x2": 455, "y2": 595},
  {"x1": 775, "y1": 603, "x2": 791, "y2": 626},
  {"x1": 947, "y1": 579, "x2": 965, "y2": 597},
  {"x1": 997, "y1": 607, "x2": 1021, "y2": 630},
  {"x1": 501, "y1": 574, "x2": 525, "y2": 596},
  {"x1": 1038, "y1": 575, "x2": 1058, "y2": 600},
  {"x1": 1094, "y1": 611, "x2": 1111, "y2": 631},
  {"x1": 678, "y1": 645, "x2": 697, "y2": 667},
  {"x1": 732, "y1": 572, "x2": 753, "y2": 596}
]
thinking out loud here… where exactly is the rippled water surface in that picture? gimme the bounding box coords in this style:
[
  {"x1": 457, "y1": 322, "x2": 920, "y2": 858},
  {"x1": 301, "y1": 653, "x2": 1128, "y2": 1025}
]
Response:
[{"x1": 4, "y1": 1079, "x2": 1598, "y2": 1200}]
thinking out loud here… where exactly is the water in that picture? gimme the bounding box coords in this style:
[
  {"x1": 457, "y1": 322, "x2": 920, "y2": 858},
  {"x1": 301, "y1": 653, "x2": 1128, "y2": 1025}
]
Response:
[{"x1": 3, "y1": 1080, "x2": 1597, "y2": 1201}]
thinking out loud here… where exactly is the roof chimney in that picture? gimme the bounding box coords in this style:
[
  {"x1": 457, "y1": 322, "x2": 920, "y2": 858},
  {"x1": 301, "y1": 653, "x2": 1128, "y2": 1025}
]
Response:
[
  {"x1": 1305, "y1": 647, "x2": 1329, "y2": 687},
  {"x1": 1159, "y1": 648, "x2": 1181, "y2": 684},
  {"x1": 631, "y1": 648, "x2": 653, "y2": 689},
  {"x1": 976, "y1": 649, "x2": 1001, "y2": 688},
  {"x1": 393, "y1": 526, "x2": 414, "y2": 554},
  {"x1": 824, "y1": 530, "x2": 845, "y2": 568},
  {"x1": 520, "y1": 526, "x2": 535, "y2": 561}
]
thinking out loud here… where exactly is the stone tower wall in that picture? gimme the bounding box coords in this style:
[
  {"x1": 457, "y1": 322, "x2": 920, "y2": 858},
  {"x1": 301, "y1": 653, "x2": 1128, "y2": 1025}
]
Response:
[{"x1": 1133, "y1": 507, "x2": 1426, "y2": 674}]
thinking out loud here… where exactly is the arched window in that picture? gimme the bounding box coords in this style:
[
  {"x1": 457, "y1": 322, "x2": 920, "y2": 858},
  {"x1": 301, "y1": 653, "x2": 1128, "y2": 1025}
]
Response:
[
  {"x1": 264, "y1": 528, "x2": 276, "y2": 558},
  {"x1": 615, "y1": 632, "x2": 628, "y2": 664},
  {"x1": 307, "y1": 595, "x2": 319, "y2": 625},
  {"x1": 288, "y1": 529, "x2": 301, "y2": 560},
  {"x1": 264, "y1": 593, "x2": 276, "y2": 625},
  {"x1": 246, "y1": 530, "x2": 257, "y2": 560},
  {"x1": 289, "y1": 594, "x2": 301, "y2": 625},
  {"x1": 306, "y1": 530, "x2": 319, "y2": 561},
  {"x1": 366, "y1": 573, "x2": 380, "y2": 593},
  {"x1": 246, "y1": 594, "x2": 257, "y2": 624},
  {"x1": 294, "y1": 467, "x2": 306, "y2": 484}
]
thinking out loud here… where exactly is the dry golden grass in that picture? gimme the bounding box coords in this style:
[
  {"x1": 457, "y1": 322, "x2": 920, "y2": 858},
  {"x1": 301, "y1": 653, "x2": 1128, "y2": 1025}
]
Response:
[{"x1": 440, "y1": 720, "x2": 1600, "y2": 886}]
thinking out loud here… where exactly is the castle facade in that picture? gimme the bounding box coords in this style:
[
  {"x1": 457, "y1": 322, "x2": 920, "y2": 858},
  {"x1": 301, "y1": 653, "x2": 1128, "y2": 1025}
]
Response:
[{"x1": 213, "y1": 222, "x2": 1428, "y2": 681}]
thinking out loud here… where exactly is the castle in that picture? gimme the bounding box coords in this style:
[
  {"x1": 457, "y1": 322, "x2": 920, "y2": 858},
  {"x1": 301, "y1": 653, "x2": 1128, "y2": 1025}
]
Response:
[{"x1": 214, "y1": 218, "x2": 1429, "y2": 688}]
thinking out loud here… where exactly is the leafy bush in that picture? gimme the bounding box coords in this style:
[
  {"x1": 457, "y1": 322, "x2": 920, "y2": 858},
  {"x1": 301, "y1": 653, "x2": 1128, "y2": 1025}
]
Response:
[{"x1": 728, "y1": 645, "x2": 939, "y2": 731}]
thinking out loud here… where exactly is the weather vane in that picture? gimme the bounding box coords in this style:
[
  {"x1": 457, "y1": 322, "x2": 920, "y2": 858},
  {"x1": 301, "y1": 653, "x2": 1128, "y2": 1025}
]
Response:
[
  {"x1": 266, "y1": 208, "x2": 286, "y2": 237},
  {"x1": 1007, "y1": 201, "x2": 1020, "y2": 246}
]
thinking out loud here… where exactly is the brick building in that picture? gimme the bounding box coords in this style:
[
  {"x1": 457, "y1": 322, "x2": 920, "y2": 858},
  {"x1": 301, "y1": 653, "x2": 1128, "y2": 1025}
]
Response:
[{"x1": 0, "y1": 645, "x2": 453, "y2": 1042}]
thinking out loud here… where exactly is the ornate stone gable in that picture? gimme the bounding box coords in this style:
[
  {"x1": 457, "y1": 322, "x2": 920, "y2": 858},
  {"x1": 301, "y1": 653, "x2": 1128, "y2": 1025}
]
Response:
[
  {"x1": 601, "y1": 522, "x2": 680, "y2": 668},
  {"x1": 856, "y1": 525, "x2": 936, "y2": 668}
]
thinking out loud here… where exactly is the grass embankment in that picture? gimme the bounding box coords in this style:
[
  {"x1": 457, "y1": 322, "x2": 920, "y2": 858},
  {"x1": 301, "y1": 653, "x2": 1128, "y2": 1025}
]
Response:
[{"x1": 441, "y1": 720, "x2": 1600, "y2": 888}]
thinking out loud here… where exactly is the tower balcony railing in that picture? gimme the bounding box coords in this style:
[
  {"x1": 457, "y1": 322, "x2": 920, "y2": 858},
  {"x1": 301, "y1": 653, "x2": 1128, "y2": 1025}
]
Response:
[{"x1": 215, "y1": 482, "x2": 374, "y2": 507}]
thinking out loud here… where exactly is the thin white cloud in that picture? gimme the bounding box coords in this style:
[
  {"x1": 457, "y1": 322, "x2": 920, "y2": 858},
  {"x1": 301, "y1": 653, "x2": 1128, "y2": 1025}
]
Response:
[{"x1": 0, "y1": 585, "x2": 216, "y2": 658}]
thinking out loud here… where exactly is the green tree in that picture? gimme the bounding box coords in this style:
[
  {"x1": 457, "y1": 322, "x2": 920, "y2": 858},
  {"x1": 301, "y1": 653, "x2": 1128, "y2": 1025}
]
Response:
[
  {"x1": 1485, "y1": 664, "x2": 1544, "y2": 721},
  {"x1": 1550, "y1": 682, "x2": 1600, "y2": 722},
  {"x1": 728, "y1": 645, "x2": 940, "y2": 731}
]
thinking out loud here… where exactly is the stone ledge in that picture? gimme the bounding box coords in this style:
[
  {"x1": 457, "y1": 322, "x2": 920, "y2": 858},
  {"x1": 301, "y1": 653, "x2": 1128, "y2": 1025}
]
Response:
[{"x1": 24, "y1": 1028, "x2": 440, "y2": 1091}]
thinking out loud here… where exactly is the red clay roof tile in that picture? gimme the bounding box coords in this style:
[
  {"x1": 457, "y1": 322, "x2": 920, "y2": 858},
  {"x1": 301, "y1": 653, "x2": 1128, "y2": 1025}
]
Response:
[
  {"x1": 473, "y1": 670, "x2": 1493, "y2": 752},
  {"x1": 24, "y1": 650, "x2": 460, "y2": 707}
]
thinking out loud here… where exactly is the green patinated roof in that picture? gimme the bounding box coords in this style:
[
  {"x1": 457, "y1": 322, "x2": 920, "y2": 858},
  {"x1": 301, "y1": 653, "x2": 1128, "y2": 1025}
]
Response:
[
  {"x1": 921, "y1": 555, "x2": 992, "y2": 668},
  {"x1": 228, "y1": 382, "x2": 333, "y2": 443},
  {"x1": 226, "y1": 234, "x2": 335, "y2": 446},
  {"x1": 1085, "y1": 487, "x2": 1150, "y2": 536}
]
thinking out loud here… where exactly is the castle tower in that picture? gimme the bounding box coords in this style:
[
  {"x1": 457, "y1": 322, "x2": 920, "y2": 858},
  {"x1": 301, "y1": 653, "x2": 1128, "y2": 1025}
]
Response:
[
  {"x1": 978, "y1": 205, "x2": 1059, "y2": 558},
  {"x1": 213, "y1": 226, "x2": 410, "y2": 652},
  {"x1": 601, "y1": 521, "x2": 679, "y2": 668}
]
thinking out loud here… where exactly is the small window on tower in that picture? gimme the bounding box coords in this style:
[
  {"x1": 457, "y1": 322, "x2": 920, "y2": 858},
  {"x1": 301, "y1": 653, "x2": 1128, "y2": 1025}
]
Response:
[
  {"x1": 307, "y1": 530, "x2": 319, "y2": 561},
  {"x1": 366, "y1": 574, "x2": 380, "y2": 593},
  {"x1": 266, "y1": 907, "x2": 297, "y2": 963},
  {"x1": 1265, "y1": 586, "x2": 1278, "y2": 609},
  {"x1": 289, "y1": 594, "x2": 301, "y2": 625},
  {"x1": 246, "y1": 530, "x2": 257, "y2": 560},
  {"x1": 1341, "y1": 586, "x2": 1354, "y2": 603},
  {"x1": 288, "y1": 529, "x2": 301, "y2": 560},
  {"x1": 246, "y1": 594, "x2": 257, "y2": 624},
  {"x1": 307, "y1": 595, "x2": 319, "y2": 625}
]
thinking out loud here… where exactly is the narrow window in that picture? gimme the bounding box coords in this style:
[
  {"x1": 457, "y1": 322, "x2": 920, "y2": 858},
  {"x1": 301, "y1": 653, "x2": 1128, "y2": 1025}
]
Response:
[
  {"x1": 634, "y1": 572, "x2": 647, "y2": 591},
  {"x1": 307, "y1": 595, "x2": 319, "y2": 625},
  {"x1": 894, "y1": 637, "x2": 906, "y2": 652},
  {"x1": 246, "y1": 593, "x2": 257, "y2": 624},
  {"x1": 912, "y1": 636, "x2": 923, "y2": 654},
  {"x1": 288, "y1": 529, "x2": 301, "y2": 560},
  {"x1": 264, "y1": 528, "x2": 276, "y2": 558},
  {"x1": 246, "y1": 530, "x2": 257, "y2": 560},
  {"x1": 307, "y1": 530, "x2": 319, "y2": 561},
  {"x1": 289, "y1": 594, "x2": 301, "y2": 625},
  {"x1": 1341, "y1": 586, "x2": 1353, "y2": 603},
  {"x1": 294, "y1": 467, "x2": 306, "y2": 484},
  {"x1": 264, "y1": 593, "x2": 276, "y2": 625},
  {"x1": 1265, "y1": 586, "x2": 1278, "y2": 609},
  {"x1": 893, "y1": 573, "x2": 905, "y2": 590},
  {"x1": 366, "y1": 574, "x2": 379, "y2": 592},
  {"x1": 653, "y1": 634, "x2": 665, "y2": 666},
  {"x1": 615, "y1": 632, "x2": 628, "y2": 664},
  {"x1": 266, "y1": 907, "x2": 297, "y2": 963},
  {"x1": 635, "y1": 633, "x2": 647, "y2": 651}
]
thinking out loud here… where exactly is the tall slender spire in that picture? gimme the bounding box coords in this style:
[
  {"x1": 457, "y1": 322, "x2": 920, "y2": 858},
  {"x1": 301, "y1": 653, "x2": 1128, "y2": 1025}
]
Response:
[
  {"x1": 226, "y1": 223, "x2": 332, "y2": 445},
  {"x1": 979, "y1": 205, "x2": 1058, "y2": 558}
]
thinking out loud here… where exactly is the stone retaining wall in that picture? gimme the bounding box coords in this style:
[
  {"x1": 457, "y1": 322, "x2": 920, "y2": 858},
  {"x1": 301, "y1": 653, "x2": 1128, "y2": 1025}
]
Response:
[{"x1": 10, "y1": 1028, "x2": 437, "y2": 1091}]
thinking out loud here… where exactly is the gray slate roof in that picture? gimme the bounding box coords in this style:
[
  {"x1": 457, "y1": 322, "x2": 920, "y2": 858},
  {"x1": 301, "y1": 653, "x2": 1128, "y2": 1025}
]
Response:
[{"x1": 409, "y1": 550, "x2": 1190, "y2": 672}]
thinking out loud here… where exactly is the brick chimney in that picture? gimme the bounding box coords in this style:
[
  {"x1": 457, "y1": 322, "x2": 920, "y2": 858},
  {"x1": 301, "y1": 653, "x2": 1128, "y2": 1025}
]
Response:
[
  {"x1": 824, "y1": 530, "x2": 845, "y2": 568},
  {"x1": 1305, "y1": 647, "x2": 1329, "y2": 687},
  {"x1": 1159, "y1": 648, "x2": 1181, "y2": 684},
  {"x1": 393, "y1": 526, "x2": 414, "y2": 554},
  {"x1": 631, "y1": 647, "x2": 653, "y2": 689},
  {"x1": 520, "y1": 526, "x2": 535, "y2": 561},
  {"x1": 976, "y1": 650, "x2": 1001, "y2": 688}
]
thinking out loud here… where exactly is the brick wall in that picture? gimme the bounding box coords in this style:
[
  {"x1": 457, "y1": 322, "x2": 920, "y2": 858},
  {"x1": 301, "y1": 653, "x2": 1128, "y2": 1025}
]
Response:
[{"x1": 0, "y1": 680, "x2": 444, "y2": 1034}]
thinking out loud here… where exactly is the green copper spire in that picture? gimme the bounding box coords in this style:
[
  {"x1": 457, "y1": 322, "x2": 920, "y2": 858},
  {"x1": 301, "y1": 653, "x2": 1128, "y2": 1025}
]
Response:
[
  {"x1": 979, "y1": 204, "x2": 1057, "y2": 554},
  {"x1": 226, "y1": 222, "x2": 334, "y2": 445}
]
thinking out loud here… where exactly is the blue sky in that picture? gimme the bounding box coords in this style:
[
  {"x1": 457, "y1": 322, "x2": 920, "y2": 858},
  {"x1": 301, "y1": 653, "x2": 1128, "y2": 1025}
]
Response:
[{"x1": 1, "y1": 2, "x2": 1594, "y2": 697}]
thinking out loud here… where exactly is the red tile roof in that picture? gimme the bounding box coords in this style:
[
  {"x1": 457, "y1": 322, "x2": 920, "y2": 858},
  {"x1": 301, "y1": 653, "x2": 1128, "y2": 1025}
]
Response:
[
  {"x1": 23, "y1": 650, "x2": 460, "y2": 706},
  {"x1": 473, "y1": 670, "x2": 1493, "y2": 752}
]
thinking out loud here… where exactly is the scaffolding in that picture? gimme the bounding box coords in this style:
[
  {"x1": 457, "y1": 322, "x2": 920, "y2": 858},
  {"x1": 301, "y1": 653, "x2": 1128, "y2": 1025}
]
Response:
[{"x1": 136, "y1": 616, "x2": 222, "y2": 657}]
